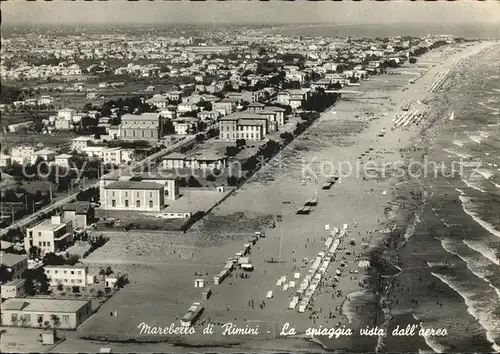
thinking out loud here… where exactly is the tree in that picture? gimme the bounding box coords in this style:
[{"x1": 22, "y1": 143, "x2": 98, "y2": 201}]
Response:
[
  {"x1": 72, "y1": 286, "x2": 80, "y2": 294},
  {"x1": 236, "y1": 139, "x2": 246, "y2": 147},
  {"x1": 195, "y1": 134, "x2": 205, "y2": 143},
  {"x1": 23, "y1": 268, "x2": 49, "y2": 296},
  {"x1": 0, "y1": 264, "x2": 13, "y2": 283},
  {"x1": 188, "y1": 176, "x2": 202, "y2": 187},
  {"x1": 43, "y1": 252, "x2": 66, "y2": 266},
  {"x1": 66, "y1": 254, "x2": 80, "y2": 266},
  {"x1": 280, "y1": 131, "x2": 294, "y2": 144},
  {"x1": 29, "y1": 246, "x2": 42, "y2": 260},
  {"x1": 225, "y1": 146, "x2": 239, "y2": 157},
  {"x1": 115, "y1": 274, "x2": 129, "y2": 289},
  {"x1": 206, "y1": 174, "x2": 216, "y2": 182},
  {"x1": 178, "y1": 177, "x2": 188, "y2": 188},
  {"x1": 227, "y1": 175, "x2": 238, "y2": 186},
  {"x1": 105, "y1": 266, "x2": 113, "y2": 276},
  {"x1": 163, "y1": 118, "x2": 175, "y2": 135},
  {"x1": 50, "y1": 314, "x2": 61, "y2": 328},
  {"x1": 96, "y1": 289, "x2": 104, "y2": 298}
]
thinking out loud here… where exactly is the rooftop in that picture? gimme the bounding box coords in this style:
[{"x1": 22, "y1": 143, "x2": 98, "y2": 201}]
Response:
[
  {"x1": 189, "y1": 153, "x2": 226, "y2": 161},
  {"x1": 72, "y1": 136, "x2": 93, "y2": 142},
  {"x1": 1, "y1": 298, "x2": 90, "y2": 313},
  {"x1": 44, "y1": 264, "x2": 88, "y2": 270},
  {"x1": 28, "y1": 218, "x2": 67, "y2": 232},
  {"x1": 163, "y1": 152, "x2": 187, "y2": 160},
  {"x1": 0, "y1": 252, "x2": 28, "y2": 267},
  {"x1": 62, "y1": 201, "x2": 92, "y2": 214},
  {"x1": 220, "y1": 112, "x2": 267, "y2": 121},
  {"x1": 121, "y1": 113, "x2": 159, "y2": 122},
  {"x1": 247, "y1": 102, "x2": 265, "y2": 108},
  {"x1": 2, "y1": 278, "x2": 26, "y2": 287},
  {"x1": 1, "y1": 240, "x2": 14, "y2": 250},
  {"x1": 34, "y1": 149, "x2": 56, "y2": 155},
  {"x1": 237, "y1": 119, "x2": 267, "y2": 126},
  {"x1": 104, "y1": 181, "x2": 164, "y2": 191}
]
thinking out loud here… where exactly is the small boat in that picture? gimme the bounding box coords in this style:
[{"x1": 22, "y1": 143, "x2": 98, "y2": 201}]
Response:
[{"x1": 449, "y1": 111, "x2": 455, "y2": 121}]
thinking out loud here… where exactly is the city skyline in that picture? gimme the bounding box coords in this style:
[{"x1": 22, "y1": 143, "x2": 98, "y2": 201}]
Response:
[{"x1": 3, "y1": 1, "x2": 500, "y2": 26}]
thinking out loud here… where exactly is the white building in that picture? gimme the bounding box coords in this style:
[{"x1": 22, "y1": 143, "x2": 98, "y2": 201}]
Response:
[
  {"x1": 54, "y1": 154, "x2": 73, "y2": 169},
  {"x1": 71, "y1": 136, "x2": 94, "y2": 153},
  {"x1": 31, "y1": 149, "x2": 57, "y2": 165},
  {"x1": 99, "y1": 171, "x2": 179, "y2": 212},
  {"x1": 173, "y1": 117, "x2": 198, "y2": 135},
  {"x1": 0, "y1": 252, "x2": 28, "y2": 280},
  {"x1": 44, "y1": 265, "x2": 92, "y2": 288},
  {"x1": 25, "y1": 216, "x2": 73, "y2": 256},
  {"x1": 1, "y1": 279, "x2": 26, "y2": 299},
  {"x1": 11, "y1": 146, "x2": 35, "y2": 165},
  {"x1": 0, "y1": 153, "x2": 12, "y2": 167},
  {"x1": 57, "y1": 108, "x2": 76, "y2": 121},
  {"x1": 38, "y1": 96, "x2": 54, "y2": 106},
  {"x1": 102, "y1": 147, "x2": 134, "y2": 166}
]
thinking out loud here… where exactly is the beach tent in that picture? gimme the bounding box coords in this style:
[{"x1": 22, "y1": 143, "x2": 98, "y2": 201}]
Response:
[
  {"x1": 358, "y1": 260, "x2": 370, "y2": 268},
  {"x1": 238, "y1": 257, "x2": 250, "y2": 265},
  {"x1": 241, "y1": 264, "x2": 254, "y2": 271}
]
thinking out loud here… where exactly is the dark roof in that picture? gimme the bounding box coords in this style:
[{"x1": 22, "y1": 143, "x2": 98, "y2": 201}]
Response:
[
  {"x1": 0, "y1": 252, "x2": 28, "y2": 267},
  {"x1": 163, "y1": 152, "x2": 187, "y2": 160},
  {"x1": 248, "y1": 102, "x2": 265, "y2": 107},
  {"x1": 104, "y1": 181, "x2": 164, "y2": 190},
  {"x1": 62, "y1": 202, "x2": 92, "y2": 214},
  {"x1": 1, "y1": 300, "x2": 29, "y2": 311}
]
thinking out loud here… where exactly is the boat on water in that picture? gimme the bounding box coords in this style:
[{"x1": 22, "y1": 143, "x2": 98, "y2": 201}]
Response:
[{"x1": 449, "y1": 111, "x2": 455, "y2": 121}]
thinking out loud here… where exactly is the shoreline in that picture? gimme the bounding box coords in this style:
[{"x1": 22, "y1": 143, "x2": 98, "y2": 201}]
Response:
[
  {"x1": 23, "y1": 41, "x2": 493, "y2": 354},
  {"x1": 369, "y1": 41, "x2": 500, "y2": 353}
]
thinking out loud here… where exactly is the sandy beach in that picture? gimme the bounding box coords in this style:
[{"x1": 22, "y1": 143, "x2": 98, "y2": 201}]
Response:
[{"x1": 0, "y1": 41, "x2": 490, "y2": 354}]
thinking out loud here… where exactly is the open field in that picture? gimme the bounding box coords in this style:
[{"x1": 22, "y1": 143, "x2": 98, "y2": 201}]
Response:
[{"x1": 1, "y1": 132, "x2": 76, "y2": 151}]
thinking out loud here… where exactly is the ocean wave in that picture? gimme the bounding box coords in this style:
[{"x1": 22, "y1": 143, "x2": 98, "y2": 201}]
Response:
[
  {"x1": 442, "y1": 148, "x2": 472, "y2": 159},
  {"x1": 431, "y1": 272, "x2": 500, "y2": 352},
  {"x1": 459, "y1": 195, "x2": 500, "y2": 239},
  {"x1": 462, "y1": 239, "x2": 500, "y2": 266},
  {"x1": 439, "y1": 239, "x2": 500, "y2": 303},
  {"x1": 460, "y1": 177, "x2": 487, "y2": 193},
  {"x1": 412, "y1": 314, "x2": 449, "y2": 354},
  {"x1": 466, "y1": 132, "x2": 485, "y2": 144},
  {"x1": 477, "y1": 101, "x2": 500, "y2": 113},
  {"x1": 452, "y1": 140, "x2": 467, "y2": 147},
  {"x1": 432, "y1": 211, "x2": 450, "y2": 227},
  {"x1": 475, "y1": 168, "x2": 495, "y2": 180}
]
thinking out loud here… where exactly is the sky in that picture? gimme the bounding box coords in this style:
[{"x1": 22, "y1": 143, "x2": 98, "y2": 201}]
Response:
[{"x1": 2, "y1": 1, "x2": 500, "y2": 26}]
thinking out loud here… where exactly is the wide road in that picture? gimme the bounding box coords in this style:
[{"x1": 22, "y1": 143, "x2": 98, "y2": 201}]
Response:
[{"x1": 0, "y1": 134, "x2": 198, "y2": 237}]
